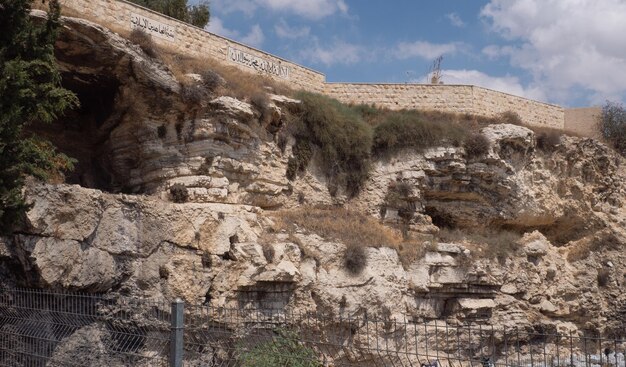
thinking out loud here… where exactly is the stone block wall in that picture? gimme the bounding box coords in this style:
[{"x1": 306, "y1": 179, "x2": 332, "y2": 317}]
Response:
[
  {"x1": 325, "y1": 83, "x2": 565, "y2": 129},
  {"x1": 42, "y1": 0, "x2": 569, "y2": 130},
  {"x1": 565, "y1": 107, "x2": 602, "y2": 138},
  {"x1": 472, "y1": 87, "x2": 564, "y2": 129},
  {"x1": 324, "y1": 83, "x2": 476, "y2": 113},
  {"x1": 51, "y1": 0, "x2": 326, "y2": 92}
]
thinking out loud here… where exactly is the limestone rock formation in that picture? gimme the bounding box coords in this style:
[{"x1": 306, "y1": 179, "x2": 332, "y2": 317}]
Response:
[{"x1": 3, "y1": 13, "x2": 626, "y2": 364}]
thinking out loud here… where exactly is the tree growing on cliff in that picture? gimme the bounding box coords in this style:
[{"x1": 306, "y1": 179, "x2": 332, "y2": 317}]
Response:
[
  {"x1": 130, "y1": 0, "x2": 210, "y2": 28},
  {"x1": 0, "y1": 0, "x2": 78, "y2": 233},
  {"x1": 598, "y1": 101, "x2": 626, "y2": 156}
]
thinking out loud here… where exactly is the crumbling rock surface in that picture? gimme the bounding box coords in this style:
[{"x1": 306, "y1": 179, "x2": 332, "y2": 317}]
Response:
[{"x1": 4, "y1": 13, "x2": 626, "y2": 365}]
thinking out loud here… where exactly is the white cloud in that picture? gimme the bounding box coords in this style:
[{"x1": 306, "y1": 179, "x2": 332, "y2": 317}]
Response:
[
  {"x1": 212, "y1": 0, "x2": 348, "y2": 19},
  {"x1": 393, "y1": 41, "x2": 462, "y2": 60},
  {"x1": 206, "y1": 17, "x2": 264, "y2": 47},
  {"x1": 446, "y1": 13, "x2": 465, "y2": 28},
  {"x1": 205, "y1": 17, "x2": 238, "y2": 38},
  {"x1": 430, "y1": 69, "x2": 546, "y2": 101},
  {"x1": 274, "y1": 19, "x2": 310, "y2": 39},
  {"x1": 299, "y1": 40, "x2": 363, "y2": 66},
  {"x1": 481, "y1": 0, "x2": 626, "y2": 105},
  {"x1": 240, "y1": 24, "x2": 265, "y2": 47}
]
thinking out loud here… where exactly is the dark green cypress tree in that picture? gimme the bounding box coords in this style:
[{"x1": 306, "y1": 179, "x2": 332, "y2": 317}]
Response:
[{"x1": 0, "y1": 0, "x2": 78, "y2": 233}]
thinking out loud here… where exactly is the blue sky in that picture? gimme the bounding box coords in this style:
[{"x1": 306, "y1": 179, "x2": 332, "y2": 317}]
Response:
[{"x1": 204, "y1": 0, "x2": 626, "y2": 107}]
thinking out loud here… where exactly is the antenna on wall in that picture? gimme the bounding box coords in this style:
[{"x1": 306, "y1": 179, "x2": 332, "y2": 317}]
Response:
[{"x1": 428, "y1": 55, "x2": 444, "y2": 84}]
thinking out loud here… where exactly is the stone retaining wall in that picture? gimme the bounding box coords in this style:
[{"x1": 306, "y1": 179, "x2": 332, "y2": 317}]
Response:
[
  {"x1": 565, "y1": 107, "x2": 602, "y2": 138},
  {"x1": 325, "y1": 83, "x2": 565, "y2": 129},
  {"x1": 43, "y1": 0, "x2": 567, "y2": 130},
  {"x1": 50, "y1": 0, "x2": 326, "y2": 92}
]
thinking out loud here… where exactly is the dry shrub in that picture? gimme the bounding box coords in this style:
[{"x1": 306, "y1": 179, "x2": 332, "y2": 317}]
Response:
[
  {"x1": 169, "y1": 183, "x2": 189, "y2": 203},
  {"x1": 180, "y1": 82, "x2": 205, "y2": 105},
  {"x1": 161, "y1": 51, "x2": 293, "y2": 102},
  {"x1": 250, "y1": 91, "x2": 271, "y2": 112},
  {"x1": 272, "y1": 207, "x2": 428, "y2": 268},
  {"x1": 463, "y1": 133, "x2": 490, "y2": 158},
  {"x1": 597, "y1": 268, "x2": 610, "y2": 287},
  {"x1": 196, "y1": 155, "x2": 214, "y2": 175},
  {"x1": 535, "y1": 128, "x2": 562, "y2": 152},
  {"x1": 498, "y1": 111, "x2": 523, "y2": 125},
  {"x1": 344, "y1": 244, "x2": 367, "y2": 275},
  {"x1": 199, "y1": 69, "x2": 222, "y2": 93},
  {"x1": 128, "y1": 29, "x2": 158, "y2": 58}
]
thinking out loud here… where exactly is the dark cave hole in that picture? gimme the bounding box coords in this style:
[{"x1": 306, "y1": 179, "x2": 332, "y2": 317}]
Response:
[
  {"x1": 29, "y1": 72, "x2": 121, "y2": 192},
  {"x1": 424, "y1": 206, "x2": 457, "y2": 229}
]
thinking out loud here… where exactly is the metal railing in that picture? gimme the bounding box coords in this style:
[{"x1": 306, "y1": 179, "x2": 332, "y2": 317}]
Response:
[{"x1": 0, "y1": 287, "x2": 624, "y2": 366}]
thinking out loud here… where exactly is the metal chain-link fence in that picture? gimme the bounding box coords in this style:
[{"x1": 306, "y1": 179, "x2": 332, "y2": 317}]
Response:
[{"x1": 0, "y1": 287, "x2": 625, "y2": 367}]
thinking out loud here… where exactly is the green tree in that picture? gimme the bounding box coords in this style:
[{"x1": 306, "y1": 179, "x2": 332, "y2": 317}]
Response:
[
  {"x1": 0, "y1": 0, "x2": 78, "y2": 233},
  {"x1": 598, "y1": 101, "x2": 626, "y2": 156},
  {"x1": 129, "y1": 0, "x2": 210, "y2": 28}
]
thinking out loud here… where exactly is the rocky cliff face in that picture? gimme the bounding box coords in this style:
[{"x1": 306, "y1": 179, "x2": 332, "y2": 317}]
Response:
[{"x1": 4, "y1": 13, "x2": 626, "y2": 345}]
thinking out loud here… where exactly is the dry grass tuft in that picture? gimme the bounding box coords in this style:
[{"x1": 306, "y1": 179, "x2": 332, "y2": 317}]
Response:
[
  {"x1": 437, "y1": 227, "x2": 521, "y2": 264},
  {"x1": 463, "y1": 133, "x2": 491, "y2": 158},
  {"x1": 160, "y1": 51, "x2": 294, "y2": 102},
  {"x1": 128, "y1": 29, "x2": 159, "y2": 58},
  {"x1": 274, "y1": 207, "x2": 400, "y2": 248},
  {"x1": 272, "y1": 207, "x2": 429, "y2": 268}
]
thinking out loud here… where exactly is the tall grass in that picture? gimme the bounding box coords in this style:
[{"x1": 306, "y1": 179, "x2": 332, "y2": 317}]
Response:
[
  {"x1": 272, "y1": 207, "x2": 429, "y2": 268},
  {"x1": 370, "y1": 110, "x2": 468, "y2": 155}
]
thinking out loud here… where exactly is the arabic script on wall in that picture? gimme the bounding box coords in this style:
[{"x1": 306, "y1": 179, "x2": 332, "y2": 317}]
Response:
[
  {"x1": 130, "y1": 12, "x2": 176, "y2": 41},
  {"x1": 228, "y1": 47, "x2": 290, "y2": 79}
]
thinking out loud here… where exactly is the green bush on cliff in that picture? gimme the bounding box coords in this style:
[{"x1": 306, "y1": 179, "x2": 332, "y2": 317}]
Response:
[
  {"x1": 0, "y1": 0, "x2": 78, "y2": 233},
  {"x1": 293, "y1": 92, "x2": 372, "y2": 197},
  {"x1": 371, "y1": 110, "x2": 467, "y2": 155}
]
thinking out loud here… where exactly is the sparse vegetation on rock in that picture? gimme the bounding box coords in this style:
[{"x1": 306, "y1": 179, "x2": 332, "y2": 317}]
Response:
[
  {"x1": 292, "y1": 92, "x2": 373, "y2": 196},
  {"x1": 463, "y1": 133, "x2": 491, "y2": 158},
  {"x1": 169, "y1": 183, "x2": 189, "y2": 203},
  {"x1": 344, "y1": 244, "x2": 367, "y2": 275},
  {"x1": 128, "y1": 29, "x2": 158, "y2": 58}
]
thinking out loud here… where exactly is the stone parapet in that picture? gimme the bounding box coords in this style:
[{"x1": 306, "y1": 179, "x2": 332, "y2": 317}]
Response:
[
  {"x1": 325, "y1": 83, "x2": 565, "y2": 129},
  {"x1": 38, "y1": 0, "x2": 566, "y2": 130}
]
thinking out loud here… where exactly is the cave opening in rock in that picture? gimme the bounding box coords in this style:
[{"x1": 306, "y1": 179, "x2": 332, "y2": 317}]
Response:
[
  {"x1": 30, "y1": 72, "x2": 121, "y2": 192},
  {"x1": 424, "y1": 206, "x2": 457, "y2": 229}
]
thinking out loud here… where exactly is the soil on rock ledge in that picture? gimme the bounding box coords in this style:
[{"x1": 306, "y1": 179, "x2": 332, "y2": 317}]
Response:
[{"x1": 3, "y1": 13, "x2": 626, "y2": 357}]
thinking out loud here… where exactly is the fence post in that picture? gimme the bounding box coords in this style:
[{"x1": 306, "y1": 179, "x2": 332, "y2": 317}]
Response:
[{"x1": 170, "y1": 298, "x2": 184, "y2": 367}]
